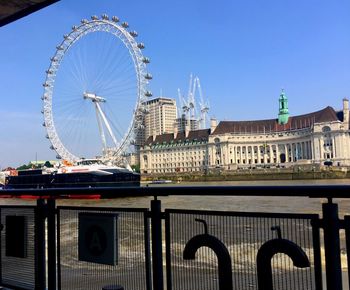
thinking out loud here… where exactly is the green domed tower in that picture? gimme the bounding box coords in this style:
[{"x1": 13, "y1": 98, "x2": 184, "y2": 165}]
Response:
[{"x1": 278, "y1": 89, "x2": 289, "y2": 125}]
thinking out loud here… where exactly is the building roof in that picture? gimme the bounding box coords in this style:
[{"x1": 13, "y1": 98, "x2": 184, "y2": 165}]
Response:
[
  {"x1": 0, "y1": 0, "x2": 59, "y2": 27},
  {"x1": 213, "y1": 106, "x2": 340, "y2": 135},
  {"x1": 145, "y1": 129, "x2": 210, "y2": 146},
  {"x1": 145, "y1": 97, "x2": 176, "y2": 105}
]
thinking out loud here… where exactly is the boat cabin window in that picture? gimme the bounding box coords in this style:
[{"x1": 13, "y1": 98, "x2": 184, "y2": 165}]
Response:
[{"x1": 77, "y1": 159, "x2": 102, "y2": 165}]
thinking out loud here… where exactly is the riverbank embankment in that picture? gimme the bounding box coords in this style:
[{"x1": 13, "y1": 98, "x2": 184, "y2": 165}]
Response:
[{"x1": 141, "y1": 166, "x2": 350, "y2": 182}]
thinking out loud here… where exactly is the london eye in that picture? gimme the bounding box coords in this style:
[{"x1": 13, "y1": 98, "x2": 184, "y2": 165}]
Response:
[{"x1": 42, "y1": 14, "x2": 152, "y2": 163}]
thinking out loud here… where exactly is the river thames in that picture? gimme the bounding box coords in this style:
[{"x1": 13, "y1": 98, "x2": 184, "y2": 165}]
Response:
[{"x1": 1, "y1": 179, "x2": 350, "y2": 217}]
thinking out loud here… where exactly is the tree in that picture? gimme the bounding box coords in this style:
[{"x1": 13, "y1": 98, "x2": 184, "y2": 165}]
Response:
[
  {"x1": 44, "y1": 161, "x2": 53, "y2": 168},
  {"x1": 131, "y1": 164, "x2": 140, "y2": 173},
  {"x1": 16, "y1": 164, "x2": 31, "y2": 170}
]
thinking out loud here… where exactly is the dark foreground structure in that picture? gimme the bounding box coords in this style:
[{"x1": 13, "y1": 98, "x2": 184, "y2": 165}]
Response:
[{"x1": 0, "y1": 185, "x2": 349, "y2": 290}]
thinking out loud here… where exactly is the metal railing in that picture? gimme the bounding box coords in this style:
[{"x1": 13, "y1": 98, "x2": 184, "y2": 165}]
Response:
[{"x1": 0, "y1": 185, "x2": 349, "y2": 289}]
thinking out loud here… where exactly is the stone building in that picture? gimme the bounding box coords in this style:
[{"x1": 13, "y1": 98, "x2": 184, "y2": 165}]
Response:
[
  {"x1": 144, "y1": 97, "x2": 177, "y2": 139},
  {"x1": 141, "y1": 128, "x2": 210, "y2": 174},
  {"x1": 140, "y1": 92, "x2": 350, "y2": 174},
  {"x1": 134, "y1": 97, "x2": 177, "y2": 164}
]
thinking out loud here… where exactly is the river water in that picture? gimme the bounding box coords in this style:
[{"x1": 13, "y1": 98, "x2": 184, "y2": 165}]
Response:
[{"x1": 1, "y1": 179, "x2": 350, "y2": 216}]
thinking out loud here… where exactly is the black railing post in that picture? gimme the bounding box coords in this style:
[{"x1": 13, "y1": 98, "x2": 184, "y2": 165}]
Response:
[
  {"x1": 47, "y1": 198, "x2": 56, "y2": 290},
  {"x1": 151, "y1": 197, "x2": 164, "y2": 290},
  {"x1": 322, "y1": 199, "x2": 342, "y2": 290},
  {"x1": 34, "y1": 198, "x2": 46, "y2": 290}
]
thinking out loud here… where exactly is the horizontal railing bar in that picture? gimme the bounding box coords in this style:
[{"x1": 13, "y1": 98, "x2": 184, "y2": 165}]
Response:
[
  {"x1": 56, "y1": 205, "x2": 149, "y2": 212},
  {"x1": 165, "y1": 208, "x2": 319, "y2": 219},
  {"x1": 0, "y1": 185, "x2": 350, "y2": 198}
]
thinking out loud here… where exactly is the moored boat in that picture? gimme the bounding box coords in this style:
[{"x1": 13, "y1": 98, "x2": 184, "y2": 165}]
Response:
[{"x1": 4, "y1": 159, "x2": 140, "y2": 190}]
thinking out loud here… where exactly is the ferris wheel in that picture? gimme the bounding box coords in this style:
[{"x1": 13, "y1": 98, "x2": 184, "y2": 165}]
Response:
[{"x1": 42, "y1": 14, "x2": 152, "y2": 163}]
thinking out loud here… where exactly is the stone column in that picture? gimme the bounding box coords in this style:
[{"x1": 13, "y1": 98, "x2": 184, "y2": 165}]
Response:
[
  {"x1": 252, "y1": 146, "x2": 255, "y2": 164},
  {"x1": 239, "y1": 145, "x2": 243, "y2": 164},
  {"x1": 223, "y1": 144, "x2": 227, "y2": 166},
  {"x1": 310, "y1": 140, "x2": 313, "y2": 159},
  {"x1": 284, "y1": 144, "x2": 288, "y2": 162},
  {"x1": 332, "y1": 136, "x2": 336, "y2": 158},
  {"x1": 211, "y1": 146, "x2": 215, "y2": 166},
  {"x1": 269, "y1": 145, "x2": 273, "y2": 163},
  {"x1": 257, "y1": 146, "x2": 261, "y2": 164},
  {"x1": 231, "y1": 145, "x2": 235, "y2": 163},
  {"x1": 289, "y1": 144, "x2": 293, "y2": 162},
  {"x1": 311, "y1": 138, "x2": 315, "y2": 161},
  {"x1": 233, "y1": 146, "x2": 237, "y2": 164},
  {"x1": 226, "y1": 143, "x2": 230, "y2": 165},
  {"x1": 320, "y1": 138, "x2": 324, "y2": 161},
  {"x1": 296, "y1": 142, "x2": 300, "y2": 160}
]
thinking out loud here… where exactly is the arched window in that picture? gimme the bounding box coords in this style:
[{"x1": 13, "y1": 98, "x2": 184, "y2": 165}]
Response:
[
  {"x1": 322, "y1": 126, "x2": 331, "y2": 133},
  {"x1": 322, "y1": 126, "x2": 333, "y2": 159},
  {"x1": 214, "y1": 138, "x2": 221, "y2": 164}
]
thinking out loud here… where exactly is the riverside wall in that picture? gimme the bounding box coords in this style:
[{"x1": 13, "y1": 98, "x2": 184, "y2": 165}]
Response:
[{"x1": 141, "y1": 166, "x2": 350, "y2": 182}]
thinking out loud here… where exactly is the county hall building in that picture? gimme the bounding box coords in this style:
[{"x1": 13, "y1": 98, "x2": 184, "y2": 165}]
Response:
[{"x1": 140, "y1": 91, "x2": 350, "y2": 174}]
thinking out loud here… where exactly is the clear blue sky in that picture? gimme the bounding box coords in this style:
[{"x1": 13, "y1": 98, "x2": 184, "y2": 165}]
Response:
[{"x1": 0, "y1": 0, "x2": 350, "y2": 167}]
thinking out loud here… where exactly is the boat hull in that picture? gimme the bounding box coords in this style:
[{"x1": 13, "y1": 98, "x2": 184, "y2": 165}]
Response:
[{"x1": 5, "y1": 171, "x2": 140, "y2": 189}]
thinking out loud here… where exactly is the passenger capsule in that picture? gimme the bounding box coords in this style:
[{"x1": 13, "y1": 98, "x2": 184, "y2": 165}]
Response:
[
  {"x1": 46, "y1": 69, "x2": 53, "y2": 74},
  {"x1": 50, "y1": 57, "x2": 58, "y2": 62},
  {"x1": 101, "y1": 14, "x2": 109, "y2": 20},
  {"x1": 91, "y1": 15, "x2": 99, "y2": 20},
  {"x1": 145, "y1": 73, "x2": 152, "y2": 80},
  {"x1": 112, "y1": 16, "x2": 119, "y2": 22},
  {"x1": 42, "y1": 122, "x2": 46, "y2": 127},
  {"x1": 41, "y1": 110, "x2": 44, "y2": 114},
  {"x1": 46, "y1": 134, "x2": 50, "y2": 139},
  {"x1": 43, "y1": 82, "x2": 50, "y2": 87},
  {"x1": 145, "y1": 91, "x2": 153, "y2": 97},
  {"x1": 129, "y1": 31, "x2": 138, "y2": 37},
  {"x1": 142, "y1": 57, "x2": 150, "y2": 64},
  {"x1": 56, "y1": 155, "x2": 62, "y2": 159},
  {"x1": 137, "y1": 43, "x2": 145, "y2": 49},
  {"x1": 121, "y1": 22, "x2": 129, "y2": 28},
  {"x1": 50, "y1": 145, "x2": 55, "y2": 150},
  {"x1": 72, "y1": 25, "x2": 78, "y2": 31},
  {"x1": 81, "y1": 19, "x2": 88, "y2": 24},
  {"x1": 56, "y1": 45, "x2": 64, "y2": 50}
]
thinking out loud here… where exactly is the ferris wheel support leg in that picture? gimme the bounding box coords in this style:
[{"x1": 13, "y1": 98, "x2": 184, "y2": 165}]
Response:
[
  {"x1": 95, "y1": 102, "x2": 118, "y2": 147},
  {"x1": 94, "y1": 103, "x2": 107, "y2": 153}
]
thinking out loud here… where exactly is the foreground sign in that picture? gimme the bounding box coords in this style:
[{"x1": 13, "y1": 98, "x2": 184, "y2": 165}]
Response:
[{"x1": 78, "y1": 212, "x2": 118, "y2": 266}]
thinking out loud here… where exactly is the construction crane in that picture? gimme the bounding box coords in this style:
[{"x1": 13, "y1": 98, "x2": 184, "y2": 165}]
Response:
[
  {"x1": 177, "y1": 74, "x2": 210, "y2": 130},
  {"x1": 187, "y1": 74, "x2": 196, "y2": 119},
  {"x1": 195, "y1": 77, "x2": 210, "y2": 129},
  {"x1": 178, "y1": 88, "x2": 190, "y2": 119}
]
